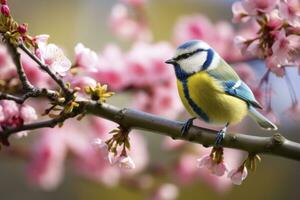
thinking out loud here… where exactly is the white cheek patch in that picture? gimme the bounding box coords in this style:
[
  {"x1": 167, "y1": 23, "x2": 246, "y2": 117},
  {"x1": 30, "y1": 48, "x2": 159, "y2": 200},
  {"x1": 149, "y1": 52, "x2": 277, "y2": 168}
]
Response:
[
  {"x1": 206, "y1": 52, "x2": 220, "y2": 71},
  {"x1": 178, "y1": 51, "x2": 207, "y2": 74}
]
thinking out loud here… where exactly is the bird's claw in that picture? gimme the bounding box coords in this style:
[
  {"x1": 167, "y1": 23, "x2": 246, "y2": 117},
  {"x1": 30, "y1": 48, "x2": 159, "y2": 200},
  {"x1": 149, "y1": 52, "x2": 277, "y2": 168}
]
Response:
[
  {"x1": 215, "y1": 130, "x2": 225, "y2": 147},
  {"x1": 215, "y1": 125, "x2": 228, "y2": 147},
  {"x1": 181, "y1": 117, "x2": 196, "y2": 136}
]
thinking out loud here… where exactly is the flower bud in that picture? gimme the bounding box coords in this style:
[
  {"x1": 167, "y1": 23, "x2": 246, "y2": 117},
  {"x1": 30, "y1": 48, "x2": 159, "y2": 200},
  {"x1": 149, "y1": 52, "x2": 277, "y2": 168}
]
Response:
[
  {"x1": 17, "y1": 23, "x2": 28, "y2": 35},
  {"x1": 1, "y1": 0, "x2": 7, "y2": 5},
  {"x1": 1, "y1": 4, "x2": 10, "y2": 16},
  {"x1": 118, "y1": 155, "x2": 136, "y2": 169}
]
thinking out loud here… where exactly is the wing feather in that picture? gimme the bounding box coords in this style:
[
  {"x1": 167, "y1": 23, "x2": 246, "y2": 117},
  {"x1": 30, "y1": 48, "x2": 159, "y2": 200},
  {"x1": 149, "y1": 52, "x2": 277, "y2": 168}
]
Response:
[
  {"x1": 207, "y1": 59, "x2": 262, "y2": 109},
  {"x1": 223, "y1": 80, "x2": 262, "y2": 109}
]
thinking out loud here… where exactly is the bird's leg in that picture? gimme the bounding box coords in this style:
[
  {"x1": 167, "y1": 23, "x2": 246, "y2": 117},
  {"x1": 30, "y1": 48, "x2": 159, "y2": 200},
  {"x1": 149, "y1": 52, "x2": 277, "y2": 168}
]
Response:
[
  {"x1": 181, "y1": 117, "x2": 196, "y2": 136},
  {"x1": 215, "y1": 122, "x2": 229, "y2": 147}
]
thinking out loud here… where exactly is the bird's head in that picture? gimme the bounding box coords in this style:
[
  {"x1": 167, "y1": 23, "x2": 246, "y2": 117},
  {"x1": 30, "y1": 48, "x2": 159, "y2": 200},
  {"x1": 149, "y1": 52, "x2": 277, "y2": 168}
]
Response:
[{"x1": 165, "y1": 40, "x2": 220, "y2": 79}]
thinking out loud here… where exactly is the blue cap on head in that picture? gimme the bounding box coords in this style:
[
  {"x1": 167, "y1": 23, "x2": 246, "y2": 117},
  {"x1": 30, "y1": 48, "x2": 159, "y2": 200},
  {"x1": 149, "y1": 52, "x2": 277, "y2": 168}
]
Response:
[{"x1": 177, "y1": 40, "x2": 202, "y2": 50}]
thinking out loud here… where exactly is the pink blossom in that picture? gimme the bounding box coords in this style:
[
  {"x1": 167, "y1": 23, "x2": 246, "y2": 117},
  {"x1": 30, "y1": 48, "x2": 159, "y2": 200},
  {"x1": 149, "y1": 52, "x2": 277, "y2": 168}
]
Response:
[
  {"x1": 174, "y1": 154, "x2": 198, "y2": 185},
  {"x1": 74, "y1": 43, "x2": 99, "y2": 71},
  {"x1": 89, "y1": 117, "x2": 117, "y2": 138},
  {"x1": 91, "y1": 44, "x2": 129, "y2": 90},
  {"x1": 38, "y1": 43, "x2": 71, "y2": 76},
  {"x1": 0, "y1": 100, "x2": 30, "y2": 133},
  {"x1": 266, "y1": 57, "x2": 286, "y2": 77},
  {"x1": 33, "y1": 34, "x2": 49, "y2": 45},
  {"x1": 246, "y1": 39, "x2": 264, "y2": 58},
  {"x1": 91, "y1": 138, "x2": 109, "y2": 154},
  {"x1": 197, "y1": 154, "x2": 228, "y2": 177},
  {"x1": 150, "y1": 183, "x2": 179, "y2": 200},
  {"x1": 107, "y1": 152, "x2": 119, "y2": 165},
  {"x1": 279, "y1": 0, "x2": 300, "y2": 26},
  {"x1": 242, "y1": 0, "x2": 279, "y2": 14},
  {"x1": 126, "y1": 41, "x2": 174, "y2": 87},
  {"x1": 27, "y1": 121, "x2": 121, "y2": 189},
  {"x1": 173, "y1": 15, "x2": 244, "y2": 61},
  {"x1": 0, "y1": 105, "x2": 4, "y2": 122},
  {"x1": 20, "y1": 105, "x2": 37, "y2": 123},
  {"x1": 132, "y1": 83, "x2": 182, "y2": 118},
  {"x1": 234, "y1": 36, "x2": 249, "y2": 55},
  {"x1": 266, "y1": 9, "x2": 284, "y2": 30},
  {"x1": 228, "y1": 166, "x2": 248, "y2": 185},
  {"x1": 27, "y1": 129, "x2": 66, "y2": 190},
  {"x1": 21, "y1": 51, "x2": 53, "y2": 88},
  {"x1": 173, "y1": 15, "x2": 214, "y2": 46},
  {"x1": 21, "y1": 110, "x2": 143, "y2": 189},
  {"x1": 0, "y1": 100, "x2": 19, "y2": 119},
  {"x1": 232, "y1": 1, "x2": 250, "y2": 23},
  {"x1": 68, "y1": 76, "x2": 97, "y2": 92},
  {"x1": 271, "y1": 30, "x2": 292, "y2": 65},
  {"x1": 109, "y1": 4, "x2": 152, "y2": 42},
  {"x1": 125, "y1": 132, "x2": 149, "y2": 173},
  {"x1": 117, "y1": 156, "x2": 136, "y2": 169},
  {"x1": 73, "y1": 144, "x2": 120, "y2": 187},
  {"x1": 266, "y1": 30, "x2": 300, "y2": 75}
]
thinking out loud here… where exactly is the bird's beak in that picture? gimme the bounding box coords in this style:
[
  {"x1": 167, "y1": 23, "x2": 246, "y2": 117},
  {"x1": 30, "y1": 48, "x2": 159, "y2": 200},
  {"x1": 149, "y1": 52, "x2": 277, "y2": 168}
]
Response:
[{"x1": 165, "y1": 58, "x2": 176, "y2": 65}]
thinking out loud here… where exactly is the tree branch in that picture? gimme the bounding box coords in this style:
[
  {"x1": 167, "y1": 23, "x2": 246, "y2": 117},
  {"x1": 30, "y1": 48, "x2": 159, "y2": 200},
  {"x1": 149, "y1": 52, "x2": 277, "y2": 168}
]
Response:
[
  {"x1": 84, "y1": 102, "x2": 300, "y2": 161},
  {"x1": 2, "y1": 100, "x2": 300, "y2": 161}
]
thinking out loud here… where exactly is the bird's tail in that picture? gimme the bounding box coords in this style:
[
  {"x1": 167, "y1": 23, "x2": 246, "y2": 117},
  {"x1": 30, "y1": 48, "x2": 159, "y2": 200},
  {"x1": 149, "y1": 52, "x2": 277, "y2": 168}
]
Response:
[{"x1": 248, "y1": 106, "x2": 278, "y2": 131}]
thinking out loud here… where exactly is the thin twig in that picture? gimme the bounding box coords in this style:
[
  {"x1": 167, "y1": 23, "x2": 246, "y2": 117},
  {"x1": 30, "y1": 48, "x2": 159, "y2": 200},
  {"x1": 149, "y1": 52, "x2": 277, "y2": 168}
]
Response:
[
  {"x1": 18, "y1": 43, "x2": 72, "y2": 98},
  {"x1": 0, "y1": 89, "x2": 58, "y2": 104},
  {"x1": 258, "y1": 69, "x2": 271, "y2": 88},
  {"x1": 0, "y1": 92, "x2": 24, "y2": 103},
  {"x1": 6, "y1": 42, "x2": 34, "y2": 92},
  {"x1": 0, "y1": 111, "x2": 77, "y2": 139}
]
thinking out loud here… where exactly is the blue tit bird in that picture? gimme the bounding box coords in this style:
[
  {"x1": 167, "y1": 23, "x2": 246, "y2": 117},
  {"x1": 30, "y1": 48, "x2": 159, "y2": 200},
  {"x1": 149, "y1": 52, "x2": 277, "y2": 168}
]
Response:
[{"x1": 165, "y1": 40, "x2": 277, "y2": 146}]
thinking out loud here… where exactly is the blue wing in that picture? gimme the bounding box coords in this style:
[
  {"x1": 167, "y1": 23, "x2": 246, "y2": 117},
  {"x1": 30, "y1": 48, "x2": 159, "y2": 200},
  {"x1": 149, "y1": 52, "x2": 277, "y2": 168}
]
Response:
[{"x1": 222, "y1": 80, "x2": 262, "y2": 109}]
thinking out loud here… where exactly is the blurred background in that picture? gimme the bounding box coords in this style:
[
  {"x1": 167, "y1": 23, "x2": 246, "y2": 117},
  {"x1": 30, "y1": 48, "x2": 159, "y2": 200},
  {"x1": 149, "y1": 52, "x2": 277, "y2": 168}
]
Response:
[{"x1": 1, "y1": 0, "x2": 300, "y2": 200}]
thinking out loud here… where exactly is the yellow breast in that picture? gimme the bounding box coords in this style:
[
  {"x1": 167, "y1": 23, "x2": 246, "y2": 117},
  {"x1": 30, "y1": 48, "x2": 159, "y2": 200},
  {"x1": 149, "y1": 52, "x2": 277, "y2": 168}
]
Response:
[{"x1": 177, "y1": 72, "x2": 248, "y2": 124}]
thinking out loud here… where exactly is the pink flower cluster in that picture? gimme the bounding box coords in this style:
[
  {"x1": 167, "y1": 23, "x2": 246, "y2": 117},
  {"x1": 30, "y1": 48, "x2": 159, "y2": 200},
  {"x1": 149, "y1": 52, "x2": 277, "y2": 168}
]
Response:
[
  {"x1": 109, "y1": 2, "x2": 152, "y2": 42},
  {"x1": 0, "y1": 100, "x2": 37, "y2": 141},
  {"x1": 70, "y1": 42, "x2": 183, "y2": 118},
  {"x1": 34, "y1": 35, "x2": 71, "y2": 76},
  {"x1": 173, "y1": 14, "x2": 253, "y2": 62},
  {"x1": 27, "y1": 119, "x2": 149, "y2": 190},
  {"x1": 233, "y1": 0, "x2": 300, "y2": 76},
  {"x1": 163, "y1": 137, "x2": 245, "y2": 190},
  {"x1": 197, "y1": 154, "x2": 248, "y2": 185}
]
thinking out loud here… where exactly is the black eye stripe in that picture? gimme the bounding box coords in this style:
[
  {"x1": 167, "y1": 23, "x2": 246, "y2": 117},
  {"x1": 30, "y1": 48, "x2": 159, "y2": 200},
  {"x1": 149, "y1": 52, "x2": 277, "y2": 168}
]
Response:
[{"x1": 174, "y1": 48, "x2": 207, "y2": 61}]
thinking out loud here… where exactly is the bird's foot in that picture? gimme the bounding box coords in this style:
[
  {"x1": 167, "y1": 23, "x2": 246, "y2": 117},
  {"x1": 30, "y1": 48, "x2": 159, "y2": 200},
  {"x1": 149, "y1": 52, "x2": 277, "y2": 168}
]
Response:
[
  {"x1": 215, "y1": 123, "x2": 229, "y2": 147},
  {"x1": 181, "y1": 117, "x2": 196, "y2": 136}
]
